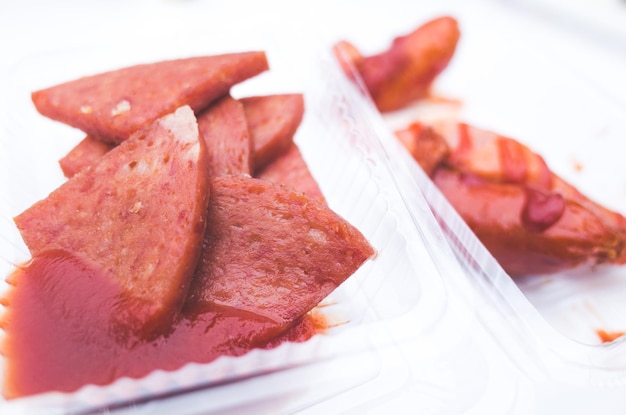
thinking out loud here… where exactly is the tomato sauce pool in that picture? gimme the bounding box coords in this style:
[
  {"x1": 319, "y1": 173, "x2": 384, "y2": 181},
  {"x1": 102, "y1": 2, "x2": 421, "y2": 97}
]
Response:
[{"x1": 0, "y1": 250, "x2": 324, "y2": 399}]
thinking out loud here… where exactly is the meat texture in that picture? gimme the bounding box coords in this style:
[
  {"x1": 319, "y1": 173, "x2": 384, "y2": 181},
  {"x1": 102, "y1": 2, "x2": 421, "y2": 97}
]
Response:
[
  {"x1": 14, "y1": 106, "x2": 211, "y2": 337},
  {"x1": 33, "y1": 52, "x2": 269, "y2": 144}
]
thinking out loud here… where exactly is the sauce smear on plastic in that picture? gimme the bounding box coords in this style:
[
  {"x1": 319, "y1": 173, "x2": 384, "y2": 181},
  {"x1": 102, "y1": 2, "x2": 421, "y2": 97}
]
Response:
[{"x1": 1, "y1": 250, "x2": 322, "y2": 398}]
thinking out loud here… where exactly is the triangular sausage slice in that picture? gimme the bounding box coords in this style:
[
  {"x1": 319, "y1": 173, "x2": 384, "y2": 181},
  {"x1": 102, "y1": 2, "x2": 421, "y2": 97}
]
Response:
[
  {"x1": 185, "y1": 175, "x2": 374, "y2": 329},
  {"x1": 256, "y1": 143, "x2": 325, "y2": 204},
  {"x1": 198, "y1": 95, "x2": 252, "y2": 177},
  {"x1": 59, "y1": 93, "x2": 254, "y2": 179},
  {"x1": 32, "y1": 52, "x2": 269, "y2": 144},
  {"x1": 58, "y1": 93, "x2": 303, "y2": 178},
  {"x1": 58, "y1": 135, "x2": 114, "y2": 178},
  {"x1": 13, "y1": 106, "x2": 210, "y2": 338},
  {"x1": 2, "y1": 176, "x2": 374, "y2": 398},
  {"x1": 241, "y1": 94, "x2": 305, "y2": 172}
]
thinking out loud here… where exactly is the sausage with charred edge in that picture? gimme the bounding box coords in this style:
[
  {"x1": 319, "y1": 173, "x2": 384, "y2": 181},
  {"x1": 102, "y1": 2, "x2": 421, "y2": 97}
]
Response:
[{"x1": 396, "y1": 120, "x2": 626, "y2": 276}]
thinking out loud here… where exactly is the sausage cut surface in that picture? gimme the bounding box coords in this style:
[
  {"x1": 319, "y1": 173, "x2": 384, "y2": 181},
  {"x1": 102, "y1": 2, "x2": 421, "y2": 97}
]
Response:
[{"x1": 14, "y1": 106, "x2": 211, "y2": 337}]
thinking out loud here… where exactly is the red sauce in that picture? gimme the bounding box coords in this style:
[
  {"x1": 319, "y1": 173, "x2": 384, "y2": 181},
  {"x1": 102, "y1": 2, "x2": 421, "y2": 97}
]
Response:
[
  {"x1": 521, "y1": 187, "x2": 565, "y2": 232},
  {"x1": 1, "y1": 250, "x2": 324, "y2": 398},
  {"x1": 597, "y1": 329, "x2": 625, "y2": 343}
]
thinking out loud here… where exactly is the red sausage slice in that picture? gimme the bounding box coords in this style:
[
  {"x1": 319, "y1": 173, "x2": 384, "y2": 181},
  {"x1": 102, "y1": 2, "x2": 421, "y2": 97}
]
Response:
[
  {"x1": 58, "y1": 93, "x2": 304, "y2": 178},
  {"x1": 198, "y1": 95, "x2": 252, "y2": 177},
  {"x1": 32, "y1": 52, "x2": 269, "y2": 144},
  {"x1": 256, "y1": 143, "x2": 325, "y2": 204},
  {"x1": 13, "y1": 106, "x2": 211, "y2": 338},
  {"x1": 241, "y1": 94, "x2": 305, "y2": 172},
  {"x1": 58, "y1": 135, "x2": 113, "y2": 178},
  {"x1": 185, "y1": 175, "x2": 374, "y2": 330}
]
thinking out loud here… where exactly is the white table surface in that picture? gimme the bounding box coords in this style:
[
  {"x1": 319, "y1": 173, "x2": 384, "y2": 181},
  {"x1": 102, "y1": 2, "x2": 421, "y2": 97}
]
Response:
[{"x1": 1, "y1": 1, "x2": 626, "y2": 414}]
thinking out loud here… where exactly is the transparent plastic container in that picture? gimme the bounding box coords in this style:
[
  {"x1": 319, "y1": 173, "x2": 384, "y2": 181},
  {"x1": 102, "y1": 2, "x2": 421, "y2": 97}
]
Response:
[
  {"x1": 333, "y1": 0, "x2": 626, "y2": 405},
  {"x1": 0, "y1": 20, "x2": 530, "y2": 415},
  {"x1": 3, "y1": 4, "x2": 626, "y2": 413}
]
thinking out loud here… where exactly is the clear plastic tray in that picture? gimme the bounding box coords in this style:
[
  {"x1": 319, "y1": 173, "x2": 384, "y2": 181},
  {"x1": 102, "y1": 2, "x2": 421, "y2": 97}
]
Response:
[
  {"x1": 334, "y1": 0, "x2": 626, "y2": 394},
  {"x1": 0, "y1": 21, "x2": 526, "y2": 414}
]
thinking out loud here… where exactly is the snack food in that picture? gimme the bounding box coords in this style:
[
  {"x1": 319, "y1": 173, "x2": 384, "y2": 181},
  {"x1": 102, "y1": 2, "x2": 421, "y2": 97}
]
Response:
[
  {"x1": 396, "y1": 121, "x2": 626, "y2": 276},
  {"x1": 186, "y1": 175, "x2": 369, "y2": 317},
  {"x1": 13, "y1": 106, "x2": 210, "y2": 337},
  {"x1": 58, "y1": 93, "x2": 305, "y2": 178},
  {"x1": 241, "y1": 94, "x2": 305, "y2": 171},
  {"x1": 197, "y1": 95, "x2": 252, "y2": 177},
  {"x1": 333, "y1": 16, "x2": 460, "y2": 112},
  {"x1": 32, "y1": 52, "x2": 269, "y2": 144},
  {"x1": 256, "y1": 143, "x2": 326, "y2": 203},
  {"x1": 335, "y1": 16, "x2": 626, "y2": 277},
  {"x1": 2, "y1": 176, "x2": 373, "y2": 398},
  {"x1": 2, "y1": 53, "x2": 375, "y2": 399}
]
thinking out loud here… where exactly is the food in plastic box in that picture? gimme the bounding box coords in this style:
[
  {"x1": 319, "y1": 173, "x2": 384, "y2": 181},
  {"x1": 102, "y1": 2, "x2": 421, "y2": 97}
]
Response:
[
  {"x1": 331, "y1": 5, "x2": 626, "y2": 410},
  {"x1": 58, "y1": 93, "x2": 306, "y2": 179},
  {"x1": 334, "y1": 10, "x2": 626, "y2": 342},
  {"x1": 2, "y1": 46, "x2": 378, "y2": 400},
  {"x1": 3, "y1": 5, "x2": 626, "y2": 413},
  {"x1": 335, "y1": 14, "x2": 626, "y2": 280},
  {"x1": 395, "y1": 119, "x2": 626, "y2": 277},
  {"x1": 0, "y1": 26, "x2": 489, "y2": 414},
  {"x1": 333, "y1": 16, "x2": 460, "y2": 113}
]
